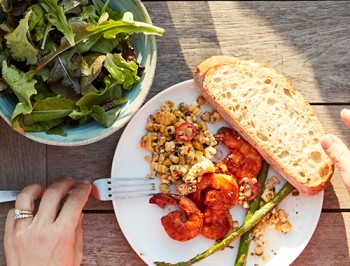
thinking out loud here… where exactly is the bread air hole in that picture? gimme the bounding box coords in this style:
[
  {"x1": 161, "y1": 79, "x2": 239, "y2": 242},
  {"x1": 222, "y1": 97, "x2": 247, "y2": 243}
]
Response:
[
  {"x1": 214, "y1": 77, "x2": 222, "y2": 83},
  {"x1": 299, "y1": 171, "x2": 306, "y2": 178},
  {"x1": 229, "y1": 83, "x2": 238, "y2": 90},
  {"x1": 319, "y1": 164, "x2": 331, "y2": 177},
  {"x1": 264, "y1": 78, "x2": 271, "y2": 84},
  {"x1": 279, "y1": 150, "x2": 289, "y2": 159},
  {"x1": 267, "y1": 97, "x2": 276, "y2": 105},
  {"x1": 256, "y1": 131, "x2": 268, "y2": 141},
  {"x1": 310, "y1": 151, "x2": 322, "y2": 163},
  {"x1": 283, "y1": 88, "x2": 292, "y2": 98}
]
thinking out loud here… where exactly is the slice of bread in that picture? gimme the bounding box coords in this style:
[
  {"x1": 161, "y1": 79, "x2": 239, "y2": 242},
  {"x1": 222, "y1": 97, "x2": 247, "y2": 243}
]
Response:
[{"x1": 194, "y1": 56, "x2": 334, "y2": 195}]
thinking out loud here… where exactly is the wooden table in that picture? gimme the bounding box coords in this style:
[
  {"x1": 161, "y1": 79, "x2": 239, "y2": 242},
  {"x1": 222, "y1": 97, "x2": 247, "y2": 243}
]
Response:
[{"x1": 1, "y1": 1, "x2": 349, "y2": 265}]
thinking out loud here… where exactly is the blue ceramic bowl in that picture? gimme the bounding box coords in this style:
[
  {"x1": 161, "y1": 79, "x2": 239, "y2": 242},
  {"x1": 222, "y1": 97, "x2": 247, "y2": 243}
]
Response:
[{"x1": 0, "y1": 0, "x2": 158, "y2": 146}]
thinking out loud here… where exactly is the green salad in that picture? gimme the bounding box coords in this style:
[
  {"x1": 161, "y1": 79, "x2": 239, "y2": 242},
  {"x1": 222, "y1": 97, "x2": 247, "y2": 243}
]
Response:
[{"x1": 0, "y1": 0, "x2": 164, "y2": 135}]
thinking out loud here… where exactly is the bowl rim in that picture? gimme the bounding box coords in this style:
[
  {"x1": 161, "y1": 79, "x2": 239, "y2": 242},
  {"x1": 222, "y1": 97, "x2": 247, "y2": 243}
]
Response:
[{"x1": 0, "y1": 0, "x2": 158, "y2": 146}]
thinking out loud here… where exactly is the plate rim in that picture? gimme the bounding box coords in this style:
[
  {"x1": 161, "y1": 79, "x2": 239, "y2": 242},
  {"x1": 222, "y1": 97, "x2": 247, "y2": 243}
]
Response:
[{"x1": 111, "y1": 79, "x2": 324, "y2": 266}]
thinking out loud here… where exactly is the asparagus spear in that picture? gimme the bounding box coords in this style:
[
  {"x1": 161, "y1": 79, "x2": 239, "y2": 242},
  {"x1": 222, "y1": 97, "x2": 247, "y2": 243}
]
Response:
[
  {"x1": 154, "y1": 182, "x2": 295, "y2": 266},
  {"x1": 235, "y1": 161, "x2": 269, "y2": 266}
]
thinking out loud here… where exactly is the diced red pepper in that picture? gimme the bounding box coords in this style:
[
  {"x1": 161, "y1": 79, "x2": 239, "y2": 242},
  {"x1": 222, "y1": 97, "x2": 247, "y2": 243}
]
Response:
[
  {"x1": 175, "y1": 122, "x2": 197, "y2": 141},
  {"x1": 239, "y1": 177, "x2": 258, "y2": 201}
]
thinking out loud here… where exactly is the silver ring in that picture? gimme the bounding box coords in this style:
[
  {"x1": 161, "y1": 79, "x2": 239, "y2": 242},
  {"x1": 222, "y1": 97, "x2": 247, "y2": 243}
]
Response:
[{"x1": 14, "y1": 209, "x2": 34, "y2": 220}]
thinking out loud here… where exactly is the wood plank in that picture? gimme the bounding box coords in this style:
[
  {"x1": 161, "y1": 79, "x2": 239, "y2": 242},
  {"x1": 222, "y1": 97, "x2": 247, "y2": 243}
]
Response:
[
  {"x1": 79, "y1": 212, "x2": 350, "y2": 265},
  {"x1": 0, "y1": 119, "x2": 46, "y2": 212},
  {"x1": 144, "y1": 1, "x2": 350, "y2": 103},
  {"x1": 0, "y1": 212, "x2": 349, "y2": 266}
]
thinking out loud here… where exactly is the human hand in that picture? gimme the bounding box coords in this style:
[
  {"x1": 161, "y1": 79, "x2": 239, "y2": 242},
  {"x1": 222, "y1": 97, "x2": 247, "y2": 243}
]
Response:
[
  {"x1": 321, "y1": 108, "x2": 350, "y2": 195},
  {"x1": 4, "y1": 177, "x2": 92, "y2": 266}
]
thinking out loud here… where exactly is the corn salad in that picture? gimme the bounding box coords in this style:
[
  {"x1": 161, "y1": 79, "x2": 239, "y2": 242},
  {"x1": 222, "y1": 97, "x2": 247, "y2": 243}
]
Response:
[
  {"x1": 140, "y1": 97, "x2": 221, "y2": 194},
  {"x1": 251, "y1": 176, "x2": 292, "y2": 257}
]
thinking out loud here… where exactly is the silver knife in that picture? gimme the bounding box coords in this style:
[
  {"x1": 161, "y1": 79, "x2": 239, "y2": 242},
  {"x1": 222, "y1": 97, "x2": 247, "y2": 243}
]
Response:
[{"x1": 0, "y1": 190, "x2": 20, "y2": 203}]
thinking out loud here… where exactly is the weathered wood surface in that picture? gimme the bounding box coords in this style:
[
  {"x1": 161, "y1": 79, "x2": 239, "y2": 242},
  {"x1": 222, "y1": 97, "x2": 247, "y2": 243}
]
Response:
[{"x1": 0, "y1": 1, "x2": 349, "y2": 265}]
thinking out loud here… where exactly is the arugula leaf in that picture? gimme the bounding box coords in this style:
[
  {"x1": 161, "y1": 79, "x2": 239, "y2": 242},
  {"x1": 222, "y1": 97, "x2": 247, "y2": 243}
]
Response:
[
  {"x1": 92, "y1": 0, "x2": 122, "y2": 20},
  {"x1": 38, "y1": 0, "x2": 75, "y2": 46},
  {"x1": 2, "y1": 62, "x2": 37, "y2": 123},
  {"x1": 36, "y1": 11, "x2": 165, "y2": 71},
  {"x1": 5, "y1": 10, "x2": 39, "y2": 65},
  {"x1": 104, "y1": 53, "x2": 139, "y2": 90}
]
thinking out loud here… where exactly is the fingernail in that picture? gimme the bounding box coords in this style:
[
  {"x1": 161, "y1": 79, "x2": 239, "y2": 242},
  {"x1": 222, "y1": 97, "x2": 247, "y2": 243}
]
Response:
[
  {"x1": 321, "y1": 135, "x2": 334, "y2": 149},
  {"x1": 341, "y1": 108, "x2": 350, "y2": 117}
]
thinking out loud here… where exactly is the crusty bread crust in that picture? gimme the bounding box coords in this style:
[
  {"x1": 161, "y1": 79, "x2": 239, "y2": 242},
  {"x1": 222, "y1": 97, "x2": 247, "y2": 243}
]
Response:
[{"x1": 195, "y1": 56, "x2": 334, "y2": 195}]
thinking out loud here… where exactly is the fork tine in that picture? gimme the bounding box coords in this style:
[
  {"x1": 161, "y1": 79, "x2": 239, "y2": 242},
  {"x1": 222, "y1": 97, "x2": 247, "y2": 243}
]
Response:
[
  {"x1": 92, "y1": 177, "x2": 157, "y2": 201},
  {"x1": 108, "y1": 177, "x2": 155, "y2": 182},
  {"x1": 110, "y1": 192, "x2": 156, "y2": 200}
]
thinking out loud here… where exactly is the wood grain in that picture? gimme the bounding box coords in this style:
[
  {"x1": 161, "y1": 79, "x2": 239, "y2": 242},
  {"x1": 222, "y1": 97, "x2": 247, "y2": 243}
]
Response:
[{"x1": 0, "y1": 1, "x2": 349, "y2": 265}]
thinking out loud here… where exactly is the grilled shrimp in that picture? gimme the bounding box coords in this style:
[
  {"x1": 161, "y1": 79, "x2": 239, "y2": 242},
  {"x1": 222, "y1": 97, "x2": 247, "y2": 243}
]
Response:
[
  {"x1": 190, "y1": 172, "x2": 239, "y2": 211},
  {"x1": 201, "y1": 207, "x2": 233, "y2": 240},
  {"x1": 215, "y1": 127, "x2": 263, "y2": 179},
  {"x1": 149, "y1": 193, "x2": 203, "y2": 242}
]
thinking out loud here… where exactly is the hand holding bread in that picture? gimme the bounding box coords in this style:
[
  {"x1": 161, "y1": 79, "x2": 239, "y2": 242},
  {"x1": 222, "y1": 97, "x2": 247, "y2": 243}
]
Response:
[
  {"x1": 321, "y1": 109, "x2": 350, "y2": 195},
  {"x1": 194, "y1": 56, "x2": 334, "y2": 195}
]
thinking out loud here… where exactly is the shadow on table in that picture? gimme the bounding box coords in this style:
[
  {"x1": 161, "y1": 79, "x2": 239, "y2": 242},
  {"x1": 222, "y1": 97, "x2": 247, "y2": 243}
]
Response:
[
  {"x1": 236, "y1": 2, "x2": 350, "y2": 264},
  {"x1": 143, "y1": 1, "x2": 221, "y2": 99},
  {"x1": 236, "y1": 1, "x2": 350, "y2": 141}
]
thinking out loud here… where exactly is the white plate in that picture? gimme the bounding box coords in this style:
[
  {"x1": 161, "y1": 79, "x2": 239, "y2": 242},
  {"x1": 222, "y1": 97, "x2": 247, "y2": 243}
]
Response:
[{"x1": 111, "y1": 79, "x2": 323, "y2": 266}]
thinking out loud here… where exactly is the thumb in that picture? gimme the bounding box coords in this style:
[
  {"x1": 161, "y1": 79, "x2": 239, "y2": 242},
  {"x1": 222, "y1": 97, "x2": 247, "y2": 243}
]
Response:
[{"x1": 321, "y1": 134, "x2": 350, "y2": 194}]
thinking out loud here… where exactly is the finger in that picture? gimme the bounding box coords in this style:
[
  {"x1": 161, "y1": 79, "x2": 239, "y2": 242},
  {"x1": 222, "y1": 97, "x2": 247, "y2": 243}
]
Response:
[
  {"x1": 340, "y1": 108, "x2": 350, "y2": 128},
  {"x1": 74, "y1": 213, "x2": 84, "y2": 266},
  {"x1": 4, "y1": 209, "x2": 19, "y2": 266},
  {"x1": 14, "y1": 184, "x2": 44, "y2": 229},
  {"x1": 56, "y1": 181, "x2": 91, "y2": 229},
  {"x1": 321, "y1": 134, "x2": 350, "y2": 194},
  {"x1": 35, "y1": 177, "x2": 75, "y2": 224}
]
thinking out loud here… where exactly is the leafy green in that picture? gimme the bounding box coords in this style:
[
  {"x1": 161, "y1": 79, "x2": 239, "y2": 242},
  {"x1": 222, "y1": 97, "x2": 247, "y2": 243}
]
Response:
[
  {"x1": 5, "y1": 10, "x2": 38, "y2": 65},
  {"x1": 104, "y1": 53, "x2": 139, "y2": 90},
  {"x1": 22, "y1": 97, "x2": 77, "y2": 126},
  {"x1": 2, "y1": 62, "x2": 37, "y2": 123},
  {"x1": 38, "y1": 0, "x2": 75, "y2": 46},
  {"x1": 36, "y1": 11, "x2": 165, "y2": 71},
  {"x1": 80, "y1": 54, "x2": 106, "y2": 89},
  {"x1": 90, "y1": 105, "x2": 120, "y2": 128},
  {"x1": 0, "y1": 0, "x2": 164, "y2": 135},
  {"x1": 47, "y1": 48, "x2": 83, "y2": 98},
  {"x1": 76, "y1": 79, "x2": 123, "y2": 109}
]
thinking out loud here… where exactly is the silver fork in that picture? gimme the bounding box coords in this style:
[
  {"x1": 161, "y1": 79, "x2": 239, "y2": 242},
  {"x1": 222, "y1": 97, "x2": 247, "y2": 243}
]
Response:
[
  {"x1": 0, "y1": 190, "x2": 20, "y2": 203},
  {"x1": 91, "y1": 177, "x2": 157, "y2": 201}
]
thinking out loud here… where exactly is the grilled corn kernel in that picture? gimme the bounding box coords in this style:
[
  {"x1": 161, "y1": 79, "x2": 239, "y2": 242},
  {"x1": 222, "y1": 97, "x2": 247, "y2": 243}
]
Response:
[
  {"x1": 210, "y1": 111, "x2": 221, "y2": 123},
  {"x1": 196, "y1": 96, "x2": 206, "y2": 105},
  {"x1": 200, "y1": 111, "x2": 211, "y2": 122},
  {"x1": 189, "y1": 104, "x2": 201, "y2": 116},
  {"x1": 154, "y1": 163, "x2": 167, "y2": 174},
  {"x1": 197, "y1": 121, "x2": 208, "y2": 131},
  {"x1": 204, "y1": 146, "x2": 216, "y2": 159},
  {"x1": 159, "y1": 183, "x2": 171, "y2": 194},
  {"x1": 165, "y1": 141, "x2": 175, "y2": 152},
  {"x1": 169, "y1": 154, "x2": 180, "y2": 164},
  {"x1": 280, "y1": 221, "x2": 292, "y2": 233},
  {"x1": 165, "y1": 126, "x2": 175, "y2": 135}
]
